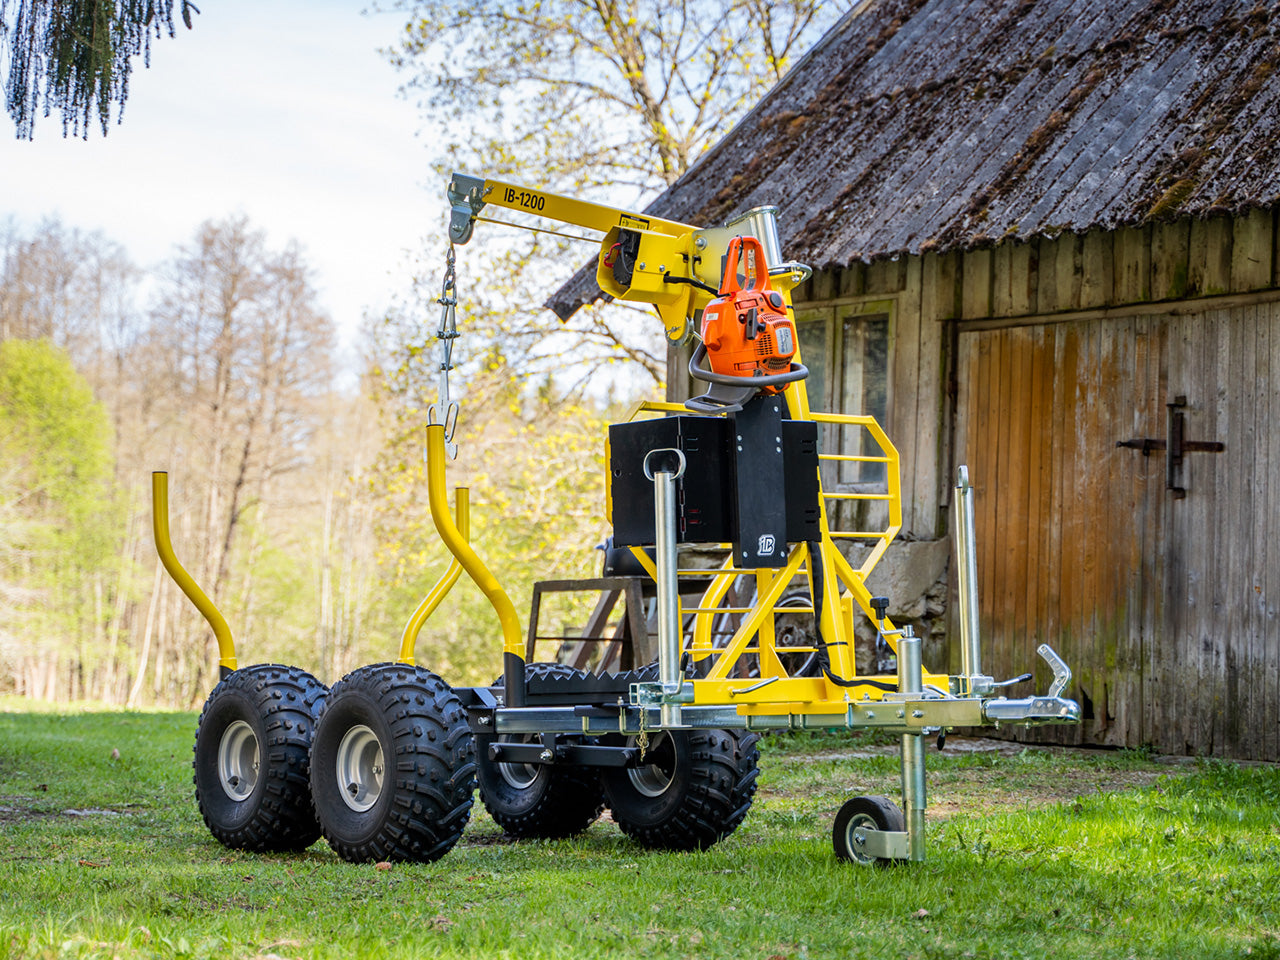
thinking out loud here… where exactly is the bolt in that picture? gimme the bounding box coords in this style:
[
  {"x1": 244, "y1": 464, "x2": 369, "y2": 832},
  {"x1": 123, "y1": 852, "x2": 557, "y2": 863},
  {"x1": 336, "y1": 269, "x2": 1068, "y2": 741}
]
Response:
[
  {"x1": 539, "y1": 749, "x2": 554, "y2": 762},
  {"x1": 638, "y1": 262, "x2": 646, "y2": 270},
  {"x1": 696, "y1": 237, "x2": 707, "y2": 250},
  {"x1": 478, "y1": 715, "x2": 491, "y2": 726},
  {"x1": 912, "y1": 710, "x2": 925, "y2": 719}
]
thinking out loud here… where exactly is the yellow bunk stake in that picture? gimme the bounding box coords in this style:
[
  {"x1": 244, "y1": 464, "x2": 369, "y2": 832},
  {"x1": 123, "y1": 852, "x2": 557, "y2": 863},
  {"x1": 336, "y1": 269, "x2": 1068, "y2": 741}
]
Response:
[
  {"x1": 398, "y1": 487, "x2": 470, "y2": 666},
  {"x1": 423, "y1": 424, "x2": 523, "y2": 662},
  {"x1": 151, "y1": 472, "x2": 237, "y2": 676}
]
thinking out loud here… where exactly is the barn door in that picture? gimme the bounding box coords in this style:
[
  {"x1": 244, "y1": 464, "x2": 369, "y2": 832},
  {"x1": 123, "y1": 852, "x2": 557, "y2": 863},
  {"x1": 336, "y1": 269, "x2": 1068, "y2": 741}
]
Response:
[
  {"x1": 955, "y1": 316, "x2": 1168, "y2": 748},
  {"x1": 1151, "y1": 307, "x2": 1272, "y2": 759},
  {"x1": 958, "y1": 306, "x2": 1279, "y2": 759}
]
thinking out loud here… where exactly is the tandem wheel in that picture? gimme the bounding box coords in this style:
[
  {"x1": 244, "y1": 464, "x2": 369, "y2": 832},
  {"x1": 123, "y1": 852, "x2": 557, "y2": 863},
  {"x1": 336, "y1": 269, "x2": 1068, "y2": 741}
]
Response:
[
  {"x1": 192, "y1": 663, "x2": 328, "y2": 852},
  {"x1": 309, "y1": 663, "x2": 476, "y2": 863}
]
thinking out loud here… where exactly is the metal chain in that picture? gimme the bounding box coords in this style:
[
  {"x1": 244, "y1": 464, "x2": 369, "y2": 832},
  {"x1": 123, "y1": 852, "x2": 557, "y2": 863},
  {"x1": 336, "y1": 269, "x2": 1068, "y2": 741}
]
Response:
[
  {"x1": 636, "y1": 703, "x2": 649, "y2": 763},
  {"x1": 428, "y1": 245, "x2": 461, "y2": 459}
]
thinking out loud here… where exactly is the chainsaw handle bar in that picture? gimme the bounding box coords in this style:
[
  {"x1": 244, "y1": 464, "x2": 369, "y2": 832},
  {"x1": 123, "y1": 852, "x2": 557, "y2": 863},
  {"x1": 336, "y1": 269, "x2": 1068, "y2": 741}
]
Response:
[
  {"x1": 688, "y1": 342, "x2": 808, "y2": 388},
  {"x1": 721, "y1": 235, "x2": 771, "y2": 295}
]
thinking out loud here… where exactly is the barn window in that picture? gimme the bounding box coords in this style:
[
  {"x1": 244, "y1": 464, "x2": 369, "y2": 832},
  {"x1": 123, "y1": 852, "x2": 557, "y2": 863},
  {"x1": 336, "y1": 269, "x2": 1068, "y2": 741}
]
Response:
[{"x1": 795, "y1": 303, "x2": 891, "y2": 484}]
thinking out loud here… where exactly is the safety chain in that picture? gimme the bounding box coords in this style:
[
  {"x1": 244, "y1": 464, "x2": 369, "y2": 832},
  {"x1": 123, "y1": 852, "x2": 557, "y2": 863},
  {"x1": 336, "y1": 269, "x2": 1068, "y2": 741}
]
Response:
[
  {"x1": 428, "y1": 245, "x2": 461, "y2": 459},
  {"x1": 636, "y1": 703, "x2": 649, "y2": 763}
]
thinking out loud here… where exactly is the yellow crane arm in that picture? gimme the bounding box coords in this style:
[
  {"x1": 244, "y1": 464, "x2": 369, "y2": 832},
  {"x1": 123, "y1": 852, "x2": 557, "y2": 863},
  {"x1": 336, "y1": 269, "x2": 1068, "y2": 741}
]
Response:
[
  {"x1": 446, "y1": 172, "x2": 708, "y2": 343},
  {"x1": 447, "y1": 173, "x2": 697, "y2": 242}
]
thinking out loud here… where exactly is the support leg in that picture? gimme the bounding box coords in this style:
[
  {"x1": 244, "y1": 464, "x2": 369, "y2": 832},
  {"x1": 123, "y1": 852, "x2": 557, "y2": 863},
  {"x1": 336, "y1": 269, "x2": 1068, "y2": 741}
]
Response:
[{"x1": 898, "y1": 630, "x2": 926, "y2": 862}]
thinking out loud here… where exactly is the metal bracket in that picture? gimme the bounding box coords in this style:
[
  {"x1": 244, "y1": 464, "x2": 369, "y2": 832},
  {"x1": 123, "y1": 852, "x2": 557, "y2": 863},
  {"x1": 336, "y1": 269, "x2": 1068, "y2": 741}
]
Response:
[
  {"x1": 447, "y1": 173, "x2": 488, "y2": 245},
  {"x1": 852, "y1": 827, "x2": 909, "y2": 860}
]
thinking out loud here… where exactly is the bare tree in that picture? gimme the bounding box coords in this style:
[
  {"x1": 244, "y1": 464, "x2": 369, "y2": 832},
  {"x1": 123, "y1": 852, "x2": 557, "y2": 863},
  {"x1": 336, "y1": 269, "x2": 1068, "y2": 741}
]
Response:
[
  {"x1": 383, "y1": 0, "x2": 837, "y2": 389},
  {"x1": 146, "y1": 217, "x2": 336, "y2": 697},
  {"x1": 393, "y1": 0, "x2": 831, "y2": 194}
]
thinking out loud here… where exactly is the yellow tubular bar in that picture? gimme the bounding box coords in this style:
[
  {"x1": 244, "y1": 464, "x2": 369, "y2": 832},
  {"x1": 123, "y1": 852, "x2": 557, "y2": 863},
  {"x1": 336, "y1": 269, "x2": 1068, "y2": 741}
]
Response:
[
  {"x1": 424, "y1": 425, "x2": 524, "y2": 657},
  {"x1": 151, "y1": 472, "x2": 237, "y2": 674},
  {"x1": 398, "y1": 488, "x2": 470, "y2": 666},
  {"x1": 706, "y1": 546, "x2": 808, "y2": 680}
]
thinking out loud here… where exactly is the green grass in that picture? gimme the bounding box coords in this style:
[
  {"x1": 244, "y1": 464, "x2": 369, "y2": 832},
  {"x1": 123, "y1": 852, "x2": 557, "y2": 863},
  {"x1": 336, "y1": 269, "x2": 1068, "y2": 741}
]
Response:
[{"x1": 1, "y1": 710, "x2": 1277, "y2": 959}]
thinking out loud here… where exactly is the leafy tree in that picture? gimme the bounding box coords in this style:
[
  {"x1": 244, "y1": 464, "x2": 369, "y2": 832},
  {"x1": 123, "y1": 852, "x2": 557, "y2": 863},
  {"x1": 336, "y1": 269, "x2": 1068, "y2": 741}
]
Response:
[
  {"x1": 367, "y1": 333, "x2": 621, "y2": 684},
  {"x1": 2, "y1": 0, "x2": 199, "y2": 139},
  {"x1": 0, "y1": 337, "x2": 118, "y2": 696}
]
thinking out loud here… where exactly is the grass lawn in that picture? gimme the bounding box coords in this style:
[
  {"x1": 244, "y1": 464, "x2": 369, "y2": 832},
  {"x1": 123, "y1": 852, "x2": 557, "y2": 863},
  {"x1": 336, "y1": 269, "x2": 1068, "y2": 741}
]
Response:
[{"x1": 0, "y1": 707, "x2": 1277, "y2": 959}]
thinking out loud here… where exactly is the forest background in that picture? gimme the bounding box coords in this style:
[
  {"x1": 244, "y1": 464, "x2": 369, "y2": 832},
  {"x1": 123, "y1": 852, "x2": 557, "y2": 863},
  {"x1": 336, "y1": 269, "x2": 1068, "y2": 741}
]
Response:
[{"x1": 0, "y1": 0, "x2": 836, "y2": 708}]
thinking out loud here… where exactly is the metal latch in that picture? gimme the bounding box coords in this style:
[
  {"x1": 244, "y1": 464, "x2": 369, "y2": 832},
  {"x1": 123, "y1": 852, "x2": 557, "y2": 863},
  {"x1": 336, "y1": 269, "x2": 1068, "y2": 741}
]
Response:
[{"x1": 1116, "y1": 395, "x2": 1223, "y2": 499}]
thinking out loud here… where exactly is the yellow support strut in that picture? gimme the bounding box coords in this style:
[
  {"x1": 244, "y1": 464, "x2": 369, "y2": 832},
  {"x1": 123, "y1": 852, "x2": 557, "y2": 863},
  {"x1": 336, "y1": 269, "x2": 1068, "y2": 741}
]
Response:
[
  {"x1": 424, "y1": 424, "x2": 523, "y2": 658},
  {"x1": 151, "y1": 472, "x2": 237, "y2": 675},
  {"x1": 398, "y1": 487, "x2": 470, "y2": 666}
]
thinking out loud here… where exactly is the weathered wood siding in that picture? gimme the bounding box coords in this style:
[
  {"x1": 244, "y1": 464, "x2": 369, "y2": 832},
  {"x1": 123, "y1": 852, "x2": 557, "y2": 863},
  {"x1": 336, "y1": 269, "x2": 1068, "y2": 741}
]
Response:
[
  {"x1": 790, "y1": 253, "x2": 957, "y2": 540},
  {"x1": 955, "y1": 304, "x2": 1280, "y2": 759},
  {"x1": 779, "y1": 209, "x2": 1280, "y2": 759}
]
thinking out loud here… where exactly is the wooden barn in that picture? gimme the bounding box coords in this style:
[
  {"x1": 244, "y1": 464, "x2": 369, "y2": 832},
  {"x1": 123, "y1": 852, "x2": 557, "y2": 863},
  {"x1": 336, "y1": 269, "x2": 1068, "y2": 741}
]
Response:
[{"x1": 552, "y1": 0, "x2": 1280, "y2": 760}]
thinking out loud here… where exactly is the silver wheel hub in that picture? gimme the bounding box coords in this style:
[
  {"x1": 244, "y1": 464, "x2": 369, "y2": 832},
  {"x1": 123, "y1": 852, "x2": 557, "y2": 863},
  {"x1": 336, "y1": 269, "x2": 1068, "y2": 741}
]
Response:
[
  {"x1": 496, "y1": 735, "x2": 541, "y2": 790},
  {"x1": 217, "y1": 720, "x2": 260, "y2": 801},
  {"x1": 628, "y1": 732, "x2": 676, "y2": 798},
  {"x1": 336, "y1": 724, "x2": 385, "y2": 812},
  {"x1": 845, "y1": 813, "x2": 879, "y2": 864}
]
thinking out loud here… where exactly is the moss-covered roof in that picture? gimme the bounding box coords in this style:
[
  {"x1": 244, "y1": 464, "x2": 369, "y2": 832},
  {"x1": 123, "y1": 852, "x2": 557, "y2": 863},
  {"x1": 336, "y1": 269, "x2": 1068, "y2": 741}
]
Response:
[{"x1": 551, "y1": 0, "x2": 1280, "y2": 318}]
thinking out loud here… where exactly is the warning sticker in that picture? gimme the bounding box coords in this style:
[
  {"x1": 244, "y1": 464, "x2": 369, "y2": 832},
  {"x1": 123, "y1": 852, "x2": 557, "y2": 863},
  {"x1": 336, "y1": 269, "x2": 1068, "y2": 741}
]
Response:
[{"x1": 620, "y1": 215, "x2": 650, "y2": 231}]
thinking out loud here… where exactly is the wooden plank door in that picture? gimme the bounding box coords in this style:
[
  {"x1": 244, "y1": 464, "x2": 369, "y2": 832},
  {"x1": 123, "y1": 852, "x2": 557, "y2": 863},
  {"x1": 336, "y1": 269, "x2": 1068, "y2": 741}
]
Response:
[
  {"x1": 1155, "y1": 305, "x2": 1275, "y2": 759},
  {"x1": 958, "y1": 304, "x2": 1280, "y2": 759},
  {"x1": 955, "y1": 315, "x2": 1167, "y2": 748}
]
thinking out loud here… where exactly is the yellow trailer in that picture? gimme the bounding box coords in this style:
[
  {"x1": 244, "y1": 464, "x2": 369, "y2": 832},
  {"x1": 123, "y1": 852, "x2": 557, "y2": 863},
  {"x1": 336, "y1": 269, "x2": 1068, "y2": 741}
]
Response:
[{"x1": 160, "y1": 175, "x2": 1079, "y2": 866}]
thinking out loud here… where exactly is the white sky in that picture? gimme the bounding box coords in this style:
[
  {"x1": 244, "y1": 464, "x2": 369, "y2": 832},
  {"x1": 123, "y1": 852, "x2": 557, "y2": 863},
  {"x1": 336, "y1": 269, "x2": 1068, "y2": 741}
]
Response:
[{"x1": 0, "y1": 0, "x2": 441, "y2": 358}]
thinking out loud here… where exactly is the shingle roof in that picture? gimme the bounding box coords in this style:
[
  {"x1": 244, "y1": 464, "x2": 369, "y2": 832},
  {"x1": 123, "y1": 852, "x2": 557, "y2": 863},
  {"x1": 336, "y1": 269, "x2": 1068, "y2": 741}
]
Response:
[{"x1": 550, "y1": 0, "x2": 1280, "y2": 318}]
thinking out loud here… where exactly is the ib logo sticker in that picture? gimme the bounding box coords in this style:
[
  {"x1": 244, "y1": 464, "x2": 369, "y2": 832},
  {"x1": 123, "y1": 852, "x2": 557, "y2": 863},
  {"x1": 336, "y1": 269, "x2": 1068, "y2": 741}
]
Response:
[{"x1": 757, "y1": 534, "x2": 776, "y2": 557}]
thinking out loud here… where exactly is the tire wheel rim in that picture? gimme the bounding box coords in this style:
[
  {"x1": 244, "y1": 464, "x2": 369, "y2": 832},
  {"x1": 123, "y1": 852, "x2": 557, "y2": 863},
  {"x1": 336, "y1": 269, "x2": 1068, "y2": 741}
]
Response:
[
  {"x1": 627, "y1": 732, "x2": 676, "y2": 798},
  {"x1": 217, "y1": 720, "x2": 260, "y2": 802},
  {"x1": 843, "y1": 812, "x2": 880, "y2": 865},
  {"x1": 496, "y1": 735, "x2": 541, "y2": 790},
  {"x1": 336, "y1": 724, "x2": 384, "y2": 813}
]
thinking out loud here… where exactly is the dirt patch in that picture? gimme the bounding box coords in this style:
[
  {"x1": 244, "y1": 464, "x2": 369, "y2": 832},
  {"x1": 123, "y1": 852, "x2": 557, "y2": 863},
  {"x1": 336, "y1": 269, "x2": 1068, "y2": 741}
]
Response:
[
  {"x1": 925, "y1": 766, "x2": 1176, "y2": 820},
  {"x1": 0, "y1": 798, "x2": 132, "y2": 823}
]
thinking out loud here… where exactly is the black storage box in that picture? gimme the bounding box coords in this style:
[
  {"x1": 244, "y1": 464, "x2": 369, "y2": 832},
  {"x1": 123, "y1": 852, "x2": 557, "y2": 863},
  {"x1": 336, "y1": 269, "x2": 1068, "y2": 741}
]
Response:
[{"x1": 608, "y1": 407, "x2": 820, "y2": 566}]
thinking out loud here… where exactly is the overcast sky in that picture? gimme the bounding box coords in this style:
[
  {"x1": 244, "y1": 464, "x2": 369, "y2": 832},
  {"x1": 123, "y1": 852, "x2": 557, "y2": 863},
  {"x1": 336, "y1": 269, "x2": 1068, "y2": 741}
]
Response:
[{"x1": 1, "y1": 1, "x2": 441, "y2": 355}]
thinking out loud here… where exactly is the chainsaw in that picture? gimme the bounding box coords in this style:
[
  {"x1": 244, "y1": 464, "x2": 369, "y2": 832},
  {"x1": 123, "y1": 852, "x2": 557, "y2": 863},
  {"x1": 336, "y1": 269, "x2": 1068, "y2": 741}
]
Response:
[{"x1": 686, "y1": 235, "x2": 807, "y2": 413}]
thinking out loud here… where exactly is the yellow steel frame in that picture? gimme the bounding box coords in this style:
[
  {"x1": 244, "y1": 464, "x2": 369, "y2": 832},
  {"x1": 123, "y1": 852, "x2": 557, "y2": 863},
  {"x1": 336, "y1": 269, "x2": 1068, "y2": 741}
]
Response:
[
  {"x1": 427, "y1": 174, "x2": 962, "y2": 715},
  {"x1": 398, "y1": 487, "x2": 469, "y2": 666},
  {"x1": 455, "y1": 176, "x2": 707, "y2": 342}
]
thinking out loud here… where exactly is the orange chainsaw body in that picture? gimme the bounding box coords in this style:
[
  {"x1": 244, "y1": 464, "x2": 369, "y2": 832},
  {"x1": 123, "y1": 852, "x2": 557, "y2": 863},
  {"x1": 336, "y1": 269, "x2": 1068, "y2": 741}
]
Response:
[{"x1": 699, "y1": 236, "x2": 796, "y2": 392}]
